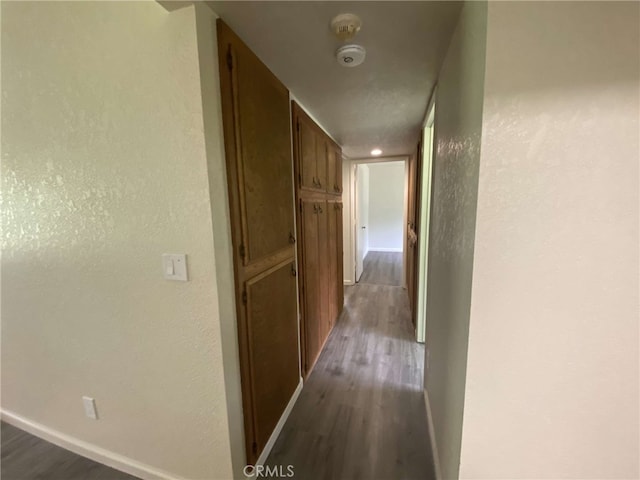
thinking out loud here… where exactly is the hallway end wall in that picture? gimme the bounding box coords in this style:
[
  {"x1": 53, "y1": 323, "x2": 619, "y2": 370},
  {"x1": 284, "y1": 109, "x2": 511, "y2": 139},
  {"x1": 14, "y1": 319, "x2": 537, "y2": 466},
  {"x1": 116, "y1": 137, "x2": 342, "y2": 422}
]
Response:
[{"x1": 367, "y1": 162, "x2": 405, "y2": 252}]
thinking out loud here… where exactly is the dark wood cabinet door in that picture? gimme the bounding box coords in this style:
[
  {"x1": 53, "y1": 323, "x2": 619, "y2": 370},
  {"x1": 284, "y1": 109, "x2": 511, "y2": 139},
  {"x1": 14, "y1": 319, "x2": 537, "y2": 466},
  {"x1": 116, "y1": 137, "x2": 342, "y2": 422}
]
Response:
[
  {"x1": 335, "y1": 202, "x2": 344, "y2": 316},
  {"x1": 327, "y1": 145, "x2": 337, "y2": 195},
  {"x1": 316, "y1": 136, "x2": 328, "y2": 193},
  {"x1": 301, "y1": 198, "x2": 322, "y2": 372},
  {"x1": 230, "y1": 30, "x2": 294, "y2": 265},
  {"x1": 298, "y1": 116, "x2": 317, "y2": 192},
  {"x1": 327, "y1": 200, "x2": 341, "y2": 326},
  {"x1": 334, "y1": 148, "x2": 343, "y2": 195},
  {"x1": 246, "y1": 261, "x2": 299, "y2": 453},
  {"x1": 317, "y1": 200, "x2": 331, "y2": 347},
  {"x1": 217, "y1": 20, "x2": 299, "y2": 464}
]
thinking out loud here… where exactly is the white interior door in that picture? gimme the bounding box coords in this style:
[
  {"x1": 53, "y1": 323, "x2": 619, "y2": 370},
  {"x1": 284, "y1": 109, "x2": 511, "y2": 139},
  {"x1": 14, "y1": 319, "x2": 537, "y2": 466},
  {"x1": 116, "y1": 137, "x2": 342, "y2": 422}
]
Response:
[{"x1": 355, "y1": 164, "x2": 369, "y2": 281}]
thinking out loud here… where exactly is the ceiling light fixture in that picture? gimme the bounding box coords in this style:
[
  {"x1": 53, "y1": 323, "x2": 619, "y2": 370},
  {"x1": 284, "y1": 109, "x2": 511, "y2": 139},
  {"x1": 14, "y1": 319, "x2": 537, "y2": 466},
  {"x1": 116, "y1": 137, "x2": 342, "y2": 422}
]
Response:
[
  {"x1": 371, "y1": 148, "x2": 382, "y2": 156},
  {"x1": 330, "y1": 13, "x2": 362, "y2": 41}
]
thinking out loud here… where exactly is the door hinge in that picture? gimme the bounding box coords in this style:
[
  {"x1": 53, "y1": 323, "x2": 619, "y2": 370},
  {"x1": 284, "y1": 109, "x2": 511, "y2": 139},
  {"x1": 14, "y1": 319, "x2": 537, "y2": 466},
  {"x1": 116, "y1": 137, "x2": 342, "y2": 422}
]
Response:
[
  {"x1": 252, "y1": 441, "x2": 258, "y2": 455},
  {"x1": 296, "y1": 121, "x2": 300, "y2": 132},
  {"x1": 226, "y1": 48, "x2": 233, "y2": 70},
  {"x1": 239, "y1": 244, "x2": 246, "y2": 259},
  {"x1": 242, "y1": 290, "x2": 247, "y2": 305},
  {"x1": 298, "y1": 173, "x2": 302, "y2": 183}
]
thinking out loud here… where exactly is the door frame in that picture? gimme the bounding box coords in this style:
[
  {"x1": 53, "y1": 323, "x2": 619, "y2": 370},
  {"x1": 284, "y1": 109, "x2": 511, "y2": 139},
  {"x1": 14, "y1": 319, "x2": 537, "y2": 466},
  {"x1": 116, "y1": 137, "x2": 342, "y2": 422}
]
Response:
[
  {"x1": 348, "y1": 156, "x2": 410, "y2": 283},
  {"x1": 416, "y1": 96, "x2": 436, "y2": 343}
]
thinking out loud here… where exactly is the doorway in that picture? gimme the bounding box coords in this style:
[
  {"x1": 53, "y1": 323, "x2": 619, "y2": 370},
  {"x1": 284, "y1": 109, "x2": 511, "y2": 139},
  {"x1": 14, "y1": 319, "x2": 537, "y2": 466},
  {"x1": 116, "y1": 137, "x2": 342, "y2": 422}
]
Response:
[
  {"x1": 353, "y1": 160, "x2": 407, "y2": 287},
  {"x1": 416, "y1": 100, "x2": 436, "y2": 343}
]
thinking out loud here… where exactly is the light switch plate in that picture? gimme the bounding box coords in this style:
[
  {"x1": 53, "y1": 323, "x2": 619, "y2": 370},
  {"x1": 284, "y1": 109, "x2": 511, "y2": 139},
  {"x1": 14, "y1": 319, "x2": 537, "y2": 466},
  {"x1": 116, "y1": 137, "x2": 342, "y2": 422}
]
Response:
[
  {"x1": 162, "y1": 254, "x2": 188, "y2": 281},
  {"x1": 82, "y1": 396, "x2": 98, "y2": 420}
]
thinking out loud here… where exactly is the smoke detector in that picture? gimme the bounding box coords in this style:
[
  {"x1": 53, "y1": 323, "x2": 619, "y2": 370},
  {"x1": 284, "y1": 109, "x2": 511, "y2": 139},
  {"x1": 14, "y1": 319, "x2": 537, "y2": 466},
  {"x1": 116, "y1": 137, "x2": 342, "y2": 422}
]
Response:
[
  {"x1": 331, "y1": 13, "x2": 362, "y2": 41},
  {"x1": 336, "y1": 44, "x2": 366, "y2": 68}
]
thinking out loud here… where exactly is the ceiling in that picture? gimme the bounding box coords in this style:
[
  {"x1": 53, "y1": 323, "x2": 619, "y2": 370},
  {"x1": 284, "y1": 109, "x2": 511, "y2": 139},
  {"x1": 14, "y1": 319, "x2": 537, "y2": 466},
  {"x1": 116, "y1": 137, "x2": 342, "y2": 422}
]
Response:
[{"x1": 207, "y1": 1, "x2": 462, "y2": 159}]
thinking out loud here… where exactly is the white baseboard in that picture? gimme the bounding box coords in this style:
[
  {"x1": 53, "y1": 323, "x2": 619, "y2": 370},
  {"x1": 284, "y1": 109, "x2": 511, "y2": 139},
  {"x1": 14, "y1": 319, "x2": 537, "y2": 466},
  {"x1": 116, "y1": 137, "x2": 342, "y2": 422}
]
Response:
[
  {"x1": 255, "y1": 377, "x2": 303, "y2": 467},
  {"x1": 368, "y1": 247, "x2": 403, "y2": 253},
  {"x1": 424, "y1": 390, "x2": 442, "y2": 480},
  {"x1": 343, "y1": 280, "x2": 355, "y2": 286},
  {"x1": 0, "y1": 410, "x2": 184, "y2": 480}
]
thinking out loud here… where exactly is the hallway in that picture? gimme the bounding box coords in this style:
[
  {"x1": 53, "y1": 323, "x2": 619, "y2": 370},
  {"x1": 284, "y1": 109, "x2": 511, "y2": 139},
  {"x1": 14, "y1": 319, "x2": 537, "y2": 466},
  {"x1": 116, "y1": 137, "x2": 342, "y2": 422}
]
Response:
[
  {"x1": 266, "y1": 255, "x2": 432, "y2": 479},
  {"x1": 359, "y1": 252, "x2": 403, "y2": 287}
]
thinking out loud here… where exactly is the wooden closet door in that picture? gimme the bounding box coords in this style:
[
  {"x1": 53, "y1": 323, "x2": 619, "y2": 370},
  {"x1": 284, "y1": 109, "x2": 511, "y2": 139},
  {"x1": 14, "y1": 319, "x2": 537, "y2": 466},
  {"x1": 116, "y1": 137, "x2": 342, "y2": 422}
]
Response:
[
  {"x1": 217, "y1": 20, "x2": 299, "y2": 464},
  {"x1": 316, "y1": 136, "x2": 328, "y2": 192},
  {"x1": 301, "y1": 198, "x2": 322, "y2": 373},
  {"x1": 317, "y1": 200, "x2": 330, "y2": 343},
  {"x1": 327, "y1": 200, "x2": 343, "y2": 325},
  {"x1": 335, "y1": 201, "x2": 344, "y2": 315},
  {"x1": 334, "y1": 148, "x2": 343, "y2": 195},
  {"x1": 327, "y1": 146, "x2": 337, "y2": 195},
  {"x1": 298, "y1": 116, "x2": 317, "y2": 192}
]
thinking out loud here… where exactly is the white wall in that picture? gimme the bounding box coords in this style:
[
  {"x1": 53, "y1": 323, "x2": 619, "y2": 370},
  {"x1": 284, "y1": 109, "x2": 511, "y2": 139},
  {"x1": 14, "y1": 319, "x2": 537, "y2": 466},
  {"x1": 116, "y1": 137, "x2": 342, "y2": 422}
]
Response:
[
  {"x1": 424, "y1": 2, "x2": 487, "y2": 479},
  {"x1": 460, "y1": 2, "x2": 639, "y2": 478},
  {"x1": 355, "y1": 164, "x2": 370, "y2": 279},
  {"x1": 1, "y1": 2, "x2": 238, "y2": 479},
  {"x1": 341, "y1": 159, "x2": 355, "y2": 284},
  {"x1": 367, "y1": 162, "x2": 405, "y2": 252}
]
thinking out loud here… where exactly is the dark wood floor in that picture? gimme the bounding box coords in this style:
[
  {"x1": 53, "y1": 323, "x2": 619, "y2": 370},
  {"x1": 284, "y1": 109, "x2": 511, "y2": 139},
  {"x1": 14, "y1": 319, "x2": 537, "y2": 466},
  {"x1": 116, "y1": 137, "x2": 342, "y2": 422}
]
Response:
[
  {"x1": 1, "y1": 422, "x2": 139, "y2": 480},
  {"x1": 266, "y1": 281, "x2": 433, "y2": 479},
  {"x1": 359, "y1": 251, "x2": 403, "y2": 286}
]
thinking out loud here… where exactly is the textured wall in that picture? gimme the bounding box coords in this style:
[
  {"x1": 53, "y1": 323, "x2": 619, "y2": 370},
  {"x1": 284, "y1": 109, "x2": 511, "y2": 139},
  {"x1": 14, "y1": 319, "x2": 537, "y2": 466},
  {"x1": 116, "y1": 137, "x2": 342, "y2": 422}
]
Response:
[
  {"x1": 1, "y1": 2, "x2": 234, "y2": 478},
  {"x1": 367, "y1": 162, "x2": 405, "y2": 251},
  {"x1": 460, "y1": 2, "x2": 639, "y2": 478},
  {"x1": 424, "y1": 2, "x2": 487, "y2": 479}
]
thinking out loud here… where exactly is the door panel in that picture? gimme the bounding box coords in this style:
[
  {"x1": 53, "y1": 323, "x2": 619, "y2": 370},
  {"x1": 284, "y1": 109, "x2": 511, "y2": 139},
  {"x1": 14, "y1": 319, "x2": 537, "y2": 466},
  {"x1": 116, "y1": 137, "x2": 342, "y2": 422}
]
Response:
[
  {"x1": 327, "y1": 200, "x2": 338, "y2": 327},
  {"x1": 327, "y1": 147, "x2": 337, "y2": 195},
  {"x1": 301, "y1": 199, "x2": 322, "y2": 371},
  {"x1": 298, "y1": 117, "x2": 317, "y2": 192},
  {"x1": 316, "y1": 136, "x2": 328, "y2": 192},
  {"x1": 246, "y1": 261, "x2": 299, "y2": 452},
  {"x1": 336, "y1": 201, "x2": 344, "y2": 315},
  {"x1": 217, "y1": 20, "x2": 299, "y2": 464},
  {"x1": 317, "y1": 200, "x2": 330, "y2": 346},
  {"x1": 327, "y1": 200, "x2": 344, "y2": 323},
  {"x1": 233, "y1": 34, "x2": 294, "y2": 264},
  {"x1": 334, "y1": 148, "x2": 343, "y2": 194},
  {"x1": 406, "y1": 141, "x2": 423, "y2": 330}
]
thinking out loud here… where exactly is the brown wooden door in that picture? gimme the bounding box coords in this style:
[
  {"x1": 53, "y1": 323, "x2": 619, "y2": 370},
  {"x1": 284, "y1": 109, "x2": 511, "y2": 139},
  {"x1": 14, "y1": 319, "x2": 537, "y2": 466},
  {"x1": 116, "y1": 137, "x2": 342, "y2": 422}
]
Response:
[
  {"x1": 327, "y1": 200, "x2": 344, "y2": 324},
  {"x1": 317, "y1": 200, "x2": 330, "y2": 343},
  {"x1": 327, "y1": 146, "x2": 337, "y2": 195},
  {"x1": 217, "y1": 20, "x2": 299, "y2": 464},
  {"x1": 300, "y1": 198, "x2": 322, "y2": 373},
  {"x1": 298, "y1": 116, "x2": 317, "y2": 192},
  {"x1": 325, "y1": 144, "x2": 343, "y2": 196},
  {"x1": 316, "y1": 137, "x2": 328, "y2": 193},
  {"x1": 405, "y1": 141, "x2": 423, "y2": 331},
  {"x1": 327, "y1": 200, "x2": 338, "y2": 327},
  {"x1": 293, "y1": 104, "x2": 326, "y2": 194},
  {"x1": 334, "y1": 147, "x2": 343, "y2": 195}
]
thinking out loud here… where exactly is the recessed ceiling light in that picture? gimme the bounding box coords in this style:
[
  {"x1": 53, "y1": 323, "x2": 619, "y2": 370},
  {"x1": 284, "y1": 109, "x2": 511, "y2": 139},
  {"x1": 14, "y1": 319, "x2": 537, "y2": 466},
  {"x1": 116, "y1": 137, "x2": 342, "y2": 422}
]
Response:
[{"x1": 371, "y1": 148, "x2": 382, "y2": 156}]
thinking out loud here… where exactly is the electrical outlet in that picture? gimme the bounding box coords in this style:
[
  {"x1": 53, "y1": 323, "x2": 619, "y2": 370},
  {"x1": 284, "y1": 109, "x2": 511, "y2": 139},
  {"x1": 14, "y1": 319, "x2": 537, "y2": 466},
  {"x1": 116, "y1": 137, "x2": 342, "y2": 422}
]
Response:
[{"x1": 82, "y1": 396, "x2": 98, "y2": 420}]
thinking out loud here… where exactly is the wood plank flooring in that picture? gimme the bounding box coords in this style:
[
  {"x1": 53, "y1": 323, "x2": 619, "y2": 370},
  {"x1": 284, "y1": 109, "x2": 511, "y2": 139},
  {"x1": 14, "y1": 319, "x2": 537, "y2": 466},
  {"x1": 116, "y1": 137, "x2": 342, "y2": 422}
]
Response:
[
  {"x1": 266, "y1": 280, "x2": 434, "y2": 479},
  {"x1": 1, "y1": 422, "x2": 139, "y2": 480},
  {"x1": 358, "y1": 251, "x2": 403, "y2": 286}
]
